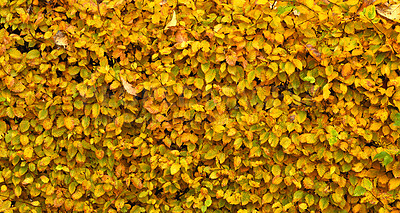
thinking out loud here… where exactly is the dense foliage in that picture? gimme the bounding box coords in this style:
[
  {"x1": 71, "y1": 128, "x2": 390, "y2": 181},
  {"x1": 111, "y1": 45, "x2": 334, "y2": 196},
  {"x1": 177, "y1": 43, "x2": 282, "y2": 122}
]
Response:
[{"x1": 1, "y1": 0, "x2": 400, "y2": 212}]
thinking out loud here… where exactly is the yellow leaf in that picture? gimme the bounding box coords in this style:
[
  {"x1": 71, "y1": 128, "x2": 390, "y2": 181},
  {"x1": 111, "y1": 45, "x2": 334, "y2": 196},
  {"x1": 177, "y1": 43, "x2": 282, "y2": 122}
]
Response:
[
  {"x1": 191, "y1": 104, "x2": 205, "y2": 112},
  {"x1": 170, "y1": 163, "x2": 181, "y2": 175},
  {"x1": 121, "y1": 76, "x2": 137, "y2": 96},
  {"x1": 221, "y1": 86, "x2": 235, "y2": 97},
  {"x1": 280, "y1": 137, "x2": 291, "y2": 149},
  {"x1": 31, "y1": 201, "x2": 40, "y2": 206},
  {"x1": 9, "y1": 48, "x2": 22, "y2": 59},
  {"x1": 292, "y1": 59, "x2": 303, "y2": 70},
  {"x1": 23, "y1": 147, "x2": 34, "y2": 159},
  {"x1": 285, "y1": 61, "x2": 295, "y2": 76},
  {"x1": 323, "y1": 84, "x2": 331, "y2": 100},
  {"x1": 352, "y1": 162, "x2": 364, "y2": 172},
  {"x1": 256, "y1": 0, "x2": 268, "y2": 5},
  {"x1": 388, "y1": 178, "x2": 400, "y2": 191},
  {"x1": 165, "y1": 10, "x2": 177, "y2": 30},
  {"x1": 214, "y1": 125, "x2": 225, "y2": 133},
  {"x1": 370, "y1": 122, "x2": 382, "y2": 131}
]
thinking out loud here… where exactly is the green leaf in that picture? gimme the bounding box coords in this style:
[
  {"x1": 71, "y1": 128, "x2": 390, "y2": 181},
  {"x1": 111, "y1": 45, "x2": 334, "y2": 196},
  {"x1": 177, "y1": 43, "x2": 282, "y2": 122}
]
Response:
[
  {"x1": 204, "y1": 149, "x2": 218, "y2": 160},
  {"x1": 297, "y1": 111, "x2": 307, "y2": 123},
  {"x1": 19, "y1": 120, "x2": 30, "y2": 133},
  {"x1": 328, "y1": 137, "x2": 338, "y2": 146},
  {"x1": 205, "y1": 69, "x2": 216, "y2": 83},
  {"x1": 26, "y1": 49, "x2": 40, "y2": 60},
  {"x1": 277, "y1": 5, "x2": 295, "y2": 15},
  {"x1": 394, "y1": 113, "x2": 400, "y2": 126},
  {"x1": 38, "y1": 109, "x2": 48, "y2": 120},
  {"x1": 201, "y1": 63, "x2": 210, "y2": 72},
  {"x1": 201, "y1": 205, "x2": 207, "y2": 213},
  {"x1": 303, "y1": 76, "x2": 315, "y2": 83},
  {"x1": 82, "y1": 116, "x2": 90, "y2": 129},
  {"x1": 319, "y1": 197, "x2": 329, "y2": 210},
  {"x1": 353, "y1": 186, "x2": 366, "y2": 196},
  {"x1": 374, "y1": 151, "x2": 390, "y2": 160},
  {"x1": 374, "y1": 151, "x2": 393, "y2": 167},
  {"x1": 361, "y1": 178, "x2": 373, "y2": 191},
  {"x1": 293, "y1": 190, "x2": 304, "y2": 203},
  {"x1": 205, "y1": 199, "x2": 212, "y2": 207},
  {"x1": 383, "y1": 155, "x2": 394, "y2": 167}
]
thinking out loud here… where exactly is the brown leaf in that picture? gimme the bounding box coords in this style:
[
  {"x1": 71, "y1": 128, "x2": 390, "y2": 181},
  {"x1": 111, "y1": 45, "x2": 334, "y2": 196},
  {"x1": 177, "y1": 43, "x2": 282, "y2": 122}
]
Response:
[
  {"x1": 305, "y1": 44, "x2": 321, "y2": 62},
  {"x1": 120, "y1": 76, "x2": 137, "y2": 96},
  {"x1": 226, "y1": 50, "x2": 238, "y2": 66},
  {"x1": 376, "y1": 3, "x2": 400, "y2": 22},
  {"x1": 175, "y1": 30, "x2": 188, "y2": 43}
]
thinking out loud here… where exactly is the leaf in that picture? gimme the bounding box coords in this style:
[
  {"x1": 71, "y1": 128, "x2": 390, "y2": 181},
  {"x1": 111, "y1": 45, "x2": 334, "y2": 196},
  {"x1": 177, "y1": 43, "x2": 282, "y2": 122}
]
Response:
[
  {"x1": 323, "y1": 84, "x2": 330, "y2": 100},
  {"x1": 285, "y1": 62, "x2": 295, "y2": 76},
  {"x1": 341, "y1": 63, "x2": 352, "y2": 78},
  {"x1": 0, "y1": 200, "x2": 11, "y2": 211},
  {"x1": 305, "y1": 44, "x2": 321, "y2": 61},
  {"x1": 361, "y1": 178, "x2": 373, "y2": 191},
  {"x1": 389, "y1": 178, "x2": 400, "y2": 191},
  {"x1": 19, "y1": 120, "x2": 30, "y2": 133},
  {"x1": 364, "y1": 5, "x2": 377, "y2": 19},
  {"x1": 191, "y1": 104, "x2": 205, "y2": 112},
  {"x1": 26, "y1": 49, "x2": 40, "y2": 60},
  {"x1": 23, "y1": 147, "x2": 34, "y2": 159},
  {"x1": 394, "y1": 113, "x2": 400, "y2": 126},
  {"x1": 376, "y1": 3, "x2": 400, "y2": 22},
  {"x1": 165, "y1": 10, "x2": 177, "y2": 30},
  {"x1": 221, "y1": 86, "x2": 235, "y2": 97},
  {"x1": 297, "y1": 111, "x2": 307, "y2": 123},
  {"x1": 374, "y1": 151, "x2": 394, "y2": 167},
  {"x1": 303, "y1": 76, "x2": 315, "y2": 83},
  {"x1": 319, "y1": 197, "x2": 329, "y2": 210},
  {"x1": 115, "y1": 198, "x2": 125, "y2": 211},
  {"x1": 39, "y1": 156, "x2": 52, "y2": 167},
  {"x1": 353, "y1": 186, "x2": 366, "y2": 196},
  {"x1": 280, "y1": 137, "x2": 291, "y2": 149},
  {"x1": 53, "y1": 30, "x2": 68, "y2": 47},
  {"x1": 92, "y1": 103, "x2": 100, "y2": 118},
  {"x1": 256, "y1": 0, "x2": 269, "y2": 5},
  {"x1": 121, "y1": 76, "x2": 137, "y2": 96},
  {"x1": 293, "y1": 190, "x2": 304, "y2": 203},
  {"x1": 204, "y1": 149, "x2": 218, "y2": 160},
  {"x1": 170, "y1": 163, "x2": 181, "y2": 175},
  {"x1": 205, "y1": 69, "x2": 216, "y2": 83},
  {"x1": 64, "y1": 117, "x2": 75, "y2": 130},
  {"x1": 9, "y1": 48, "x2": 22, "y2": 59},
  {"x1": 132, "y1": 176, "x2": 143, "y2": 189},
  {"x1": 277, "y1": 5, "x2": 295, "y2": 15}
]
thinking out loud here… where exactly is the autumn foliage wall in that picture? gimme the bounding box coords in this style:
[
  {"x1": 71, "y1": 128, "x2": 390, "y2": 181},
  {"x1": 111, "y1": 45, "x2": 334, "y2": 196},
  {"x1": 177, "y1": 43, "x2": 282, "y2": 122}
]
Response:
[{"x1": 2, "y1": 0, "x2": 400, "y2": 212}]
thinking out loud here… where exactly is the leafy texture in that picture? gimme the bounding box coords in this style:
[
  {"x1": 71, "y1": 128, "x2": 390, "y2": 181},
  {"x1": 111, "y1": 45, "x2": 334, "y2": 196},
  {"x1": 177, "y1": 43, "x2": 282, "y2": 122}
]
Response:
[{"x1": 1, "y1": 0, "x2": 400, "y2": 212}]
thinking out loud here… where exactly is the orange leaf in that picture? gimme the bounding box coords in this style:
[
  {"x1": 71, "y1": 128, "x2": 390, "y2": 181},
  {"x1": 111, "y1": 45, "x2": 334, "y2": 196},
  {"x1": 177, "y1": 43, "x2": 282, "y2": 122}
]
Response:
[
  {"x1": 64, "y1": 117, "x2": 75, "y2": 130},
  {"x1": 341, "y1": 63, "x2": 353, "y2": 78}
]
